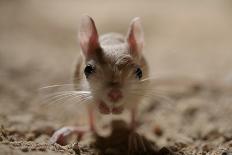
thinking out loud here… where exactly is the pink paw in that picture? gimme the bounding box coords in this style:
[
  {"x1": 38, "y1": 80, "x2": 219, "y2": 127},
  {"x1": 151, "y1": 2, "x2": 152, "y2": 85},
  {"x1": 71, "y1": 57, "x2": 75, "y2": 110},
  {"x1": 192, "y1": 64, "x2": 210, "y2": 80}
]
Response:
[{"x1": 50, "y1": 126, "x2": 88, "y2": 145}]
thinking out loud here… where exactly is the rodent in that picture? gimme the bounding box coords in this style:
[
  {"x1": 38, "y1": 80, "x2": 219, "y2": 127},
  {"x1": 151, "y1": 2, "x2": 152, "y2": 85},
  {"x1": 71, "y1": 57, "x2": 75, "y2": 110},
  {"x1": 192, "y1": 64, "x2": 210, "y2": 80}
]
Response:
[
  {"x1": 50, "y1": 15, "x2": 150, "y2": 144},
  {"x1": 74, "y1": 15, "x2": 149, "y2": 115}
]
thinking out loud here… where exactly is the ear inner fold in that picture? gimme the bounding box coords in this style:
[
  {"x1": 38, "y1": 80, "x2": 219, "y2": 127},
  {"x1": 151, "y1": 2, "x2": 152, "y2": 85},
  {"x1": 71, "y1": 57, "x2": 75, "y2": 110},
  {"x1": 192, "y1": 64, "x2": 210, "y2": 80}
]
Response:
[
  {"x1": 126, "y1": 17, "x2": 144, "y2": 57},
  {"x1": 78, "y1": 15, "x2": 100, "y2": 57}
]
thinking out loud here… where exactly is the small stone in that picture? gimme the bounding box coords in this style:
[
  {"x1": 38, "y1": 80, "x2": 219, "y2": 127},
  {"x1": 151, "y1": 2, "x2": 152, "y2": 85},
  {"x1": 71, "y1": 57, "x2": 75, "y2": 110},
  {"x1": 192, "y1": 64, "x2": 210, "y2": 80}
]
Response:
[
  {"x1": 21, "y1": 147, "x2": 29, "y2": 152},
  {"x1": 153, "y1": 125, "x2": 163, "y2": 137},
  {"x1": 159, "y1": 147, "x2": 172, "y2": 155},
  {"x1": 175, "y1": 142, "x2": 187, "y2": 149},
  {"x1": 0, "y1": 136, "x2": 3, "y2": 141},
  {"x1": 11, "y1": 142, "x2": 21, "y2": 147},
  {"x1": 38, "y1": 147, "x2": 46, "y2": 152},
  {"x1": 72, "y1": 142, "x2": 80, "y2": 154},
  {"x1": 8, "y1": 136, "x2": 15, "y2": 142},
  {"x1": 26, "y1": 132, "x2": 36, "y2": 141},
  {"x1": 168, "y1": 146, "x2": 177, "y2": 152},
  {"x1": 31, "y1": 147, "x2": 36, "y2": 151},
  {"x1": 202, "y1": 144, "x2": 210, "y2": 152},
  {"x1": 2, "y1": 140, "x2": 9, "y2": 145}
]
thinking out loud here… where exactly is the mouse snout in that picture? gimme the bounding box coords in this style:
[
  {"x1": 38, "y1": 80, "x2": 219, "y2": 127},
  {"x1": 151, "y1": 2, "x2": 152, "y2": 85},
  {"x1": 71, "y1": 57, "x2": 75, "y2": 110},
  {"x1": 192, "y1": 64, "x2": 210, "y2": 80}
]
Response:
[{"x1": 107, "y1": 89, "x2": 122, "y2": 102}]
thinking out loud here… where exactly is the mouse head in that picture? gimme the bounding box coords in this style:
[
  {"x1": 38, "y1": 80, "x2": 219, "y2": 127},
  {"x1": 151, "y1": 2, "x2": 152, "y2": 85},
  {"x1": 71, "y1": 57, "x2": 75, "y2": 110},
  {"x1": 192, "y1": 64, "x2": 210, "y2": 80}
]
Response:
[{"x1": 77, "y1": 15, "x2": 149, "y2": 114}]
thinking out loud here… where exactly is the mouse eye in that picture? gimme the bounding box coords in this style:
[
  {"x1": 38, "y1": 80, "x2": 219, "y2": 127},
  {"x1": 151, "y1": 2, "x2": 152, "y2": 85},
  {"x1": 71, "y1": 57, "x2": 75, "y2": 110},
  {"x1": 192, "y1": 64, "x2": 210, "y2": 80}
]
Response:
[
  {"x1": 135, "y1": 67, "x2": 142, "y2": 80},
  {"x1": 84, "y1": 64, "x2": 95, "y2": 78}
]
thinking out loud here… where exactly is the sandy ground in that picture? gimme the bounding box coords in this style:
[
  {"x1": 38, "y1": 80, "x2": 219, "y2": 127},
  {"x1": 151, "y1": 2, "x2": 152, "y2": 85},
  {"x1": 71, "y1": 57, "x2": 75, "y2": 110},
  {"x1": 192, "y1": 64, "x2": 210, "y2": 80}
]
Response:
[{"x1": 1, "y1": 1, "x2": 232, "y2": 155}]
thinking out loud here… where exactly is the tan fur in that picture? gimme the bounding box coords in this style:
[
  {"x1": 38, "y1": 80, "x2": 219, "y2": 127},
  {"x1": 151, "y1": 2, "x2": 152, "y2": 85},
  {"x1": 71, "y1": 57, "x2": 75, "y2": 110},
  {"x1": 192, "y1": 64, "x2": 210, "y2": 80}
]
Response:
[{"x1": 74, "y1": 32, "x2": 149, "y2": 111}]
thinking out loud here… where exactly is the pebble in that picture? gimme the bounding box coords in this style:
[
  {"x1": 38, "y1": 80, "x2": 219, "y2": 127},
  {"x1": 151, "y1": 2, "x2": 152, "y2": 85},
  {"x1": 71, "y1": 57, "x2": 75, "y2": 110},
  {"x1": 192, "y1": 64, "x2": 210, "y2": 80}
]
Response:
[
  {"x1": 21, "y1": 146, "x2": 29, "y2": 152},
  {"x1": 72, "y1": 142, "x2": 80, "y2": 154},
  {"x1": 25, "y1": 132, "x2": 36, "y2": 141},
  {"x1": 159, "y1": 147, "x2": 172, "y2": 155},
  {"x1": 38, "y1": 147, "x2": 46, "y2": 152},
  {"x1": 153, "y1": 125, "x2": 163, "y2": 137}
]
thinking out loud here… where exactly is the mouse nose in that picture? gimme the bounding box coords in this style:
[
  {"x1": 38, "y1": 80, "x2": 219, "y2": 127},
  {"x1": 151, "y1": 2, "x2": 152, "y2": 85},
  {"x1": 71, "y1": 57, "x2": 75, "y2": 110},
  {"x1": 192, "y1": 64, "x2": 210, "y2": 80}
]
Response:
[{"x1": 108, "y1": 89, "x2": 122, "y2": 102}]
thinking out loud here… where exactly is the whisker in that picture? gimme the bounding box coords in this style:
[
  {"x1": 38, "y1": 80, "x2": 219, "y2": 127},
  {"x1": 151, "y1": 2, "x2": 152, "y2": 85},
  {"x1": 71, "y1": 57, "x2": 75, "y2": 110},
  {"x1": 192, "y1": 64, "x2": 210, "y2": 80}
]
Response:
[
  {"x1": 42, "y1": 92, "x2": 84, "y2": 105},
  {"x1": 63, "y1": 95, "x2": 93, "y2": 110},
  {"x1": 38, "y1": 84, "x2": 75, "y2": 90},
  {"x1": 38, "y1": 76, "x2": 85, "y2": 91},
  {"x1": 69, "y1": 95, "x2": 93, "y2": 106},
  {"x1": 58, "y1": 94, "x2": 90, "y2": 105},
  {"x1": 128, "y1": 92, "x2": 175, "y2": 107},
  {"x1": 43, "y1": 93, "x2": 91, "y2": 107},
  {"x1": 40, "y1": 91, "x2": 91, "y2": 105},
  {"x1": 46, "y1": 93, "x2": 77, "y2": 105},
  {"x1": 127, "y1": 87, "x2": 175, "y2": 104},
  {"x1": 128, "y1": 87, "x2": 171, "y2": 96},
  {"x1": 41, "y1": 92, "x2": 74, "y2": 102},
  {"x1": 64, "y1": 91, "x2": 92, "y2": 103},
  {"x1": 42, "y1": 91, "x2": 90, "y2": 99}
]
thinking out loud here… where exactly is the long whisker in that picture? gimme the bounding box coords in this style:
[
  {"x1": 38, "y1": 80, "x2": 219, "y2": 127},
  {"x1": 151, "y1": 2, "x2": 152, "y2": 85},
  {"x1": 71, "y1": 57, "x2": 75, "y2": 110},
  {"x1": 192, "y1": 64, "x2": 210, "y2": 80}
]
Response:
[
  {"x1": 42, "y1": 91, "x2": 90, "y2": 99},
  {"x1": 42, "y1": 92, "x2": 84, "y2": 105},
  {"x1": 129, "y1": 75, "x2": 185, "y2": 86},
  {"x1": 41, "y1": 92, "x2": 75, "y2": 102},
  {"x1": 57, "y1": 94, "x2": 90, "y2": 106},
  {"x1": 128, "y1": 92, "x2": 175, "y2": 108},
  {"x1": 38, "y1": 76, "x2": 85, "y2": 91},
  {"x1": 127, "y1": 87, "x2": 175, "y2": 105},
  {"x1": 46, "y1": 93, "x2": 77, "y2": 105},
  {"x1": 64, "y1": 91, "x2": 92, "y2": 103},
  {"x1": 67, "y1": 95, "x2": 93, "y2": 106},
  {"x1": 128, "y1": 91, "x2": 167, "y2": 99},
  {"x1": 128, "y1": 87, "x2": 171, "y2": 96},
  {"x1": 61, "y1": 95, "x2": 93, "y2": 110},
  {"x1": 40, "y1": 91, "x2": 91, "y2": 105},
  {"x1": 45, "y1": 94, "x2": 91, "y2": 106},
  {"x1": 38, "y1": 84, "x2": 75, "y2": 90}
]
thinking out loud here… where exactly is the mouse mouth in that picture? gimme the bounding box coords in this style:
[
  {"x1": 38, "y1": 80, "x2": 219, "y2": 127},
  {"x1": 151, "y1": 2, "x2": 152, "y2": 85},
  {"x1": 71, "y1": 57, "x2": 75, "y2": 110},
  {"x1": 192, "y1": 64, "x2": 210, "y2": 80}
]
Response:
[{"x1": 97, "y1": 100, "x2": 124, "y2": 115}]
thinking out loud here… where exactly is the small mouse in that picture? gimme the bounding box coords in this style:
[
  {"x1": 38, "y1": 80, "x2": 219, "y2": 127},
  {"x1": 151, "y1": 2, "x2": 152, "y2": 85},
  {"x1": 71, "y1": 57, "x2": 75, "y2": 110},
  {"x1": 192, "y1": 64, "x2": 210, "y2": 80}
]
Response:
[{"x1": 50, "y1": 15, "x2": 150, "y2": 144}]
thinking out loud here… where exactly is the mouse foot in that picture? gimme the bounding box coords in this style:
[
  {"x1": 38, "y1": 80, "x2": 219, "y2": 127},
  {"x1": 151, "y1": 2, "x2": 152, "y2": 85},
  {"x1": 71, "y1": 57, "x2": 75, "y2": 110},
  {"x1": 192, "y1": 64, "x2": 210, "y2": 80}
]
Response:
[{"x1": 49, "y1": 126, "x2": 89, "y2": 145}]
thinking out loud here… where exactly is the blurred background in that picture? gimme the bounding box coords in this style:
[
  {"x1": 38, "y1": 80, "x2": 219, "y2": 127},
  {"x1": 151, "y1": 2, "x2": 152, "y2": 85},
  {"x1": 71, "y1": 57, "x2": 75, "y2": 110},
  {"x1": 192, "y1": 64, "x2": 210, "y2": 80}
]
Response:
[
  {"x1": 0, "y1": 0, "x2": 232, "y2": 153},
  {"x1": 1, "y1": 0, "x2": 232, "y2": 111}
]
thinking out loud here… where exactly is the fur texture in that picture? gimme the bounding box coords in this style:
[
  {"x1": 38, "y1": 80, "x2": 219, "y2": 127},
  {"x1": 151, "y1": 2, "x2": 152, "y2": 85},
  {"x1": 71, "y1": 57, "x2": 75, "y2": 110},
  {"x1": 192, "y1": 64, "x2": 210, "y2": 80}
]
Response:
[{"x1": 74, "y1": 16, "x2": 149, "y2": 114}]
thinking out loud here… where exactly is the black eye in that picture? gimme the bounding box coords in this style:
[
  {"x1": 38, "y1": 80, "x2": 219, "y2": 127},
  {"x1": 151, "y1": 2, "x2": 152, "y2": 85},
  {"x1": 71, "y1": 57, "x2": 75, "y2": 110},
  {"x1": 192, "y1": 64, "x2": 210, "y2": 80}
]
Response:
[
  {"x1": 84, "y1": 64, "x2": 95, "y2": 78},
  {"x1": 135, "y1": 67, "x2": 142, "y2": 80}
]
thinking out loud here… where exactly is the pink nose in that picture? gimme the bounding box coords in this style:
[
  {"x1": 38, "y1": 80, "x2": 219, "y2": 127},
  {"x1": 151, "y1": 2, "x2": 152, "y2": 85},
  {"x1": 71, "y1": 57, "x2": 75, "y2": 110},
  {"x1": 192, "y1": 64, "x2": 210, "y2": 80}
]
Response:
[{"x1": 108, "y1": 89, "x2": 122, "y2": 102}]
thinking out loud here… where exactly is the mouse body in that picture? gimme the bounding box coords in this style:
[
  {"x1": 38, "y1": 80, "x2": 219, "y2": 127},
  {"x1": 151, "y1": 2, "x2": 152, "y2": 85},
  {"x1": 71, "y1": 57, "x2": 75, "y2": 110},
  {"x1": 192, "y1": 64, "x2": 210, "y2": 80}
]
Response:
[
  {"x1": 50, "y1": 15, "x2": 150, "y2": 144},
  {"x1": 75, "y1": 16, "x2": 149, "y2": 115}
]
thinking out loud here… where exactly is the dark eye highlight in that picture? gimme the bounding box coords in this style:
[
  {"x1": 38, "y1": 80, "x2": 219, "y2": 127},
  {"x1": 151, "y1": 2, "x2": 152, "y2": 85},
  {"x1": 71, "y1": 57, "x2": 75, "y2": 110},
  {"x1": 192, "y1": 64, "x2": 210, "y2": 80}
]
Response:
[
  {"x1": 84, "y1": 64, "x2": 95, "y2": 78},
  {"x1": 135, "y1": 67, "x2": 142, "y2": 80}
]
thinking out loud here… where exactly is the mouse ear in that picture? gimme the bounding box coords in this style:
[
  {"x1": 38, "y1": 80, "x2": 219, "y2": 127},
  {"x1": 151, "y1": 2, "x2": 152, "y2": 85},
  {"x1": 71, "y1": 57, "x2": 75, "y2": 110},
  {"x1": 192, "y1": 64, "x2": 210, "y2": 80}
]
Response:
[
  {"x1": 126, "y1": 17, "x2": 144, "y2": 57},
  {"x1": 78, "y1": 15, "x2": 100, "y2": 57}
]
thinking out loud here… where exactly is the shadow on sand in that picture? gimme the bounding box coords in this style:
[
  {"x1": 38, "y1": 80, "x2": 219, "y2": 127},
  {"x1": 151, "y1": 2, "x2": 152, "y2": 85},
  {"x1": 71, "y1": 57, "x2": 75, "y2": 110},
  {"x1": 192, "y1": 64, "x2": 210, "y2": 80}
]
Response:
[{"x1": 93, "y1": 120, "x2": 172, "y2": 155}]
